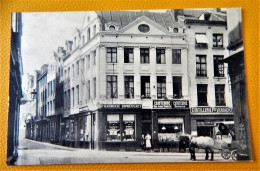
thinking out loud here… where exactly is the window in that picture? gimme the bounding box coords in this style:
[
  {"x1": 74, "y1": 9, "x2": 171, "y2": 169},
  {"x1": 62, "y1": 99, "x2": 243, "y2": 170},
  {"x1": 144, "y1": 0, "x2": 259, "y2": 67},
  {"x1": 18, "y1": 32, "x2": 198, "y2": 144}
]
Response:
[
  {"x1": 173, "y1": 28, "x2": 178, "y2": 33},
  {"x1": 64, "y1": 91, "x2": 67, "y2": 109},
  {"x1": 76, "y1": 85, "x2": 79, "y2": 105},
  {"x1": 140, "y1": 48, "x2": 149, "y2": 63},
  {"x1": 172, "y1": 49, "x2": 181, "y2": 64},
  {"x1": 82, "y1": 35, "x2": 85, "y2": 45},
  {"x1": 138, "y1": 24, "x2": 150, "y2": 33},
  {"x1": 214, "y1": 55, "x2": 224, "y2": 77},
  {"x1": 87, "y1": 80, "x2": 90, "y2": 100},
  {"x1": 124, "y1": 48, "x2": 134, "y2": 63},
  {"x1": 156, "y1": 48, "x2": 165, "y2": 64},
  {"x1": 93, "y1": 77, "x2": 96, "y2": 99},
  {"x1": 93, "y1": 50, "x2": 96, "y2": 65},
  {"x1": 107, "y1": 75, "x2": 118, "y2": 99},
  {"x1": 158, "y1": 117, "x2": 184, "y2": 142},
  {"x1": 68, "y1": 67, "x2": 70, "y2": 78},
  {"x1": 196, "y1": 55, "x2": 207, "y2": 77},
  {"x1": 173, "y1": 76, "x2": 182, "y2": 98},
  {"x1": 87, "y1": 28, "x2": 90, "y2": 41},
  {"x1": 87, "y1": 54, "x2": 90, "y2": 68},
  {"x1": 106, "y1": 114, "x2": 136, "y2": 142},
  {"x1": 195, "y1": 33, "x2": 208, "y2": 48},
  {"x1": 82, "y1": 83, "x2": 85, "y2": 102},
  {"x1": 82, "y1": 58, "x2": 85, "y2": 73},
  {"x1": 123, "y1": 114, "x2": 135, "y2": 141},
  {"x1": 157, "y1": 76, "x2": 166, "y2": 99},
  {"x1": 106, "y1": 47, "x2": 117, "y2": 63},
  {"x1": 76, "y1": 61, "x2": 79, "y2": 75},
  {"x1": 74, "y1": 37, "x2": 77, "y2": 48},
  {"x1": 109, "y1": 25, "x2": 115, "y2": 31},
  {"x1": 68, "y1": 89, "x2": 70, "y2": 109},
  {"x1": 125, "y1": 76, "x2": 134, "y2": 99},
  {"x1": 215, "y1": 85, "x2": 225, "y2": 106},
  {"x1": 107, "y1": 114, "x2": 120, "y2": 141},
  {"x1": 141, "y1": 76, "x2": 150, "y2": 99},
  {"x1": 213, "y1": 34, "x2": 223, "y2": 48},
  {"x1": 72, "y1": 88, "x2": 75, "y2": 106},
  {"x1": 93, "y1": 25, "x2": 96, "y2": 35},
  {"x1": 197, "y1": 84, "x2": 208, "y2": 106},
  {"x1": 72, "y1": 64, "x2": 75, "y2": 78}
]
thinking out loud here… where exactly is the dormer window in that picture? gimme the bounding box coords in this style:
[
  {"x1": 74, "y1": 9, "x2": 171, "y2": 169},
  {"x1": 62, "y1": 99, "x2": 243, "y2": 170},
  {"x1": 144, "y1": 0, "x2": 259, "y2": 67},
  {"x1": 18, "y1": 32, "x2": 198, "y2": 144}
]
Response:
[
  {"x1": 109, "y1": 25, "x2": 115, "y2": 31},
  {"x1": 138, "y1": 24, "x2": 150, "y2": 33},
  {"x1": 173, "y1": 28, "x2": 179, "y2": 33}
]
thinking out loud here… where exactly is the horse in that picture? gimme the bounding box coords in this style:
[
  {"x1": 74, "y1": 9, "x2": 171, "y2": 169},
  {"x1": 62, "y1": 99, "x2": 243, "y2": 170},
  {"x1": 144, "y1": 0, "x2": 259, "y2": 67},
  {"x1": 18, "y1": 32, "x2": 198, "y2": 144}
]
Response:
[{"x1": 189, "y1": 136, "x2": 215, "y2": 161}]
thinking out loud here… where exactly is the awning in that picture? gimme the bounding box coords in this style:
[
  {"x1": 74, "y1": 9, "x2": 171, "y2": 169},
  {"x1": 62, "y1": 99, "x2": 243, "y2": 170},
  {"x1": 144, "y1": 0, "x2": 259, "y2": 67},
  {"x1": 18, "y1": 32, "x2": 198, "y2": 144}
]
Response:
[
  {"x1": 158, "y1": 117, "x2": 183, "y2": 124},
  {"x1": 195, "y1": 34, "x2": 209, "y2": 44}
]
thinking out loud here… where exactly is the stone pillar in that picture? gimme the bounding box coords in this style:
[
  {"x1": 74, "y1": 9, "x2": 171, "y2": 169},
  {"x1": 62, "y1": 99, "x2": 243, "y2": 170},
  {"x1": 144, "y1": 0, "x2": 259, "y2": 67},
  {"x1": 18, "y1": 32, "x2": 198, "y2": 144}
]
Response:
[{"x1": 150, "y1": 47, "x2": 157, "y2": 99}]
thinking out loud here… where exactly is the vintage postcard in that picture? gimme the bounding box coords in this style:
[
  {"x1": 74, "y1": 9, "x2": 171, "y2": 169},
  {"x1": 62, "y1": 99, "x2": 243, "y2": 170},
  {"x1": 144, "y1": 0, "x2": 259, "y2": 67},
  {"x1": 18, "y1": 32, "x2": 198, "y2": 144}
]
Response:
[{"x1": 7, "y1": 8, "x2": 252, "y2": 165}]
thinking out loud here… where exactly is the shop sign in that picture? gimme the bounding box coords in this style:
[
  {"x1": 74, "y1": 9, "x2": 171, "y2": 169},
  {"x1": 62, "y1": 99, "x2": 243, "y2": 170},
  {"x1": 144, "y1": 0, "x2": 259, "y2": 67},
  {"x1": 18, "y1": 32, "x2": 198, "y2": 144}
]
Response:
[
  {"x1": 153, "y1": 100, "x2": 189, "y2": 109},
  {"x1": 101, "y1": 104, "x2": 142, "y2": 109},
  {"x1": 190, "y1": 107, "x2": 233, "y2": 114}
]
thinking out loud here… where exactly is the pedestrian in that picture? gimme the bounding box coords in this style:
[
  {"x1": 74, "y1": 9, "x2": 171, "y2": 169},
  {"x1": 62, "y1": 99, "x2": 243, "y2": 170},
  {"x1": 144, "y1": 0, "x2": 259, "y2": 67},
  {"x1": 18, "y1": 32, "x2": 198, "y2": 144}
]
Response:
[
  {"x1": 141, "y1": 134, "x2": 145, "y2": 151},
  {"x1": 145, "y1": 133, "x2": 152, "y2": 152}
]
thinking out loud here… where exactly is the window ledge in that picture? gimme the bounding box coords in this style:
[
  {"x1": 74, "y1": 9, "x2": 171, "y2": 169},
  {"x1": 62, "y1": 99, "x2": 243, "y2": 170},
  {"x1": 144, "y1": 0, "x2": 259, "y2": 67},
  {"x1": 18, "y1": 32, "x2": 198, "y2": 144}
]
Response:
[
  {"x1": 213, "y1": 77, "x2": 226, "y2": 79},
  {"x1": 196, "y1": 76, "x2": 208, "y2": 79},
  {"x1": 212, "y1": 47, "x2": 225, "y2": 50}
]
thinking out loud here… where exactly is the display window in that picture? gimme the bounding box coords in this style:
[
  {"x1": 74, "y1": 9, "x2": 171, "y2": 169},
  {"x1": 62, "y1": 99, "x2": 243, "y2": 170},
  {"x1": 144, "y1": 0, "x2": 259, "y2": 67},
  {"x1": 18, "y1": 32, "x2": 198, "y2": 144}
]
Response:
[
  {"x1": 107, "y1": 114, "x2": 120, "y2": 141},
  {"x1": 123, "y1": 114, "x2": 135, "y2": 141},
  {"x1": 78, "y1": 116, "x2": 89, "y2": 141},
  {"x1": 158, "y1": 117, "x2": 184, "y2": 142},
  {"x1": 65, "y1": 120, "x2": 70, "y2": 141},
  {"x1": 106, "y1": 114, "x2": 136, "y2": 141}
]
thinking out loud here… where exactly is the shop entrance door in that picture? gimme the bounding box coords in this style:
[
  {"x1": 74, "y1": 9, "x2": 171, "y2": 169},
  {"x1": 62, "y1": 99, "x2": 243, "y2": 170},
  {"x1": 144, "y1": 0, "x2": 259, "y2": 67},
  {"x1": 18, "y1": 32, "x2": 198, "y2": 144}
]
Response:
[{"x1": 141, "y1": 122, "x2": 152, "y2": 137}]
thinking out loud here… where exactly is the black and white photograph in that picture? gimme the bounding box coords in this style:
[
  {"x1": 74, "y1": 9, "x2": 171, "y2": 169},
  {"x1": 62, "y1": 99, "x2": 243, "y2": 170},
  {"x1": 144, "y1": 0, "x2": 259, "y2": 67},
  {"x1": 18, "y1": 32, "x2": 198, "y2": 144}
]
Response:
[{"x1": 7, "y1": 8, "x2": 252, "y2": 165}]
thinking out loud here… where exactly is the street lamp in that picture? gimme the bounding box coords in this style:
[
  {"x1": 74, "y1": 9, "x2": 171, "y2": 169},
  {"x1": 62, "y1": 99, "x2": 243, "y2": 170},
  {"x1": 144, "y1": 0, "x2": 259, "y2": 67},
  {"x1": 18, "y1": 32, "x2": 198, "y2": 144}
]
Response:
[{"x1": 30, "y1": 89, "x2": 37, "y2": 100}]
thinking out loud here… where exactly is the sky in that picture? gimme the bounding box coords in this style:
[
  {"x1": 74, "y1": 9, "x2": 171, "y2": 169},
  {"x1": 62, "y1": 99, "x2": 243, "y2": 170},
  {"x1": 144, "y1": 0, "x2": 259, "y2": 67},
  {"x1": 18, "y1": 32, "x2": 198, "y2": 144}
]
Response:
[{"x1": 21, "y1": 11, "x2": 85, "y2": 89}]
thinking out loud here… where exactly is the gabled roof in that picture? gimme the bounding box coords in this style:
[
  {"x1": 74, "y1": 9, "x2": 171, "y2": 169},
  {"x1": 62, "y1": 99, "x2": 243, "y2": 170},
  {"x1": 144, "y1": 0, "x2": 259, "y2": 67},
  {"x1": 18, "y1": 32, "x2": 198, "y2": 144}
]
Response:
[{"x1": 96, "y1": 11, "x2": 181, "y2": 30}]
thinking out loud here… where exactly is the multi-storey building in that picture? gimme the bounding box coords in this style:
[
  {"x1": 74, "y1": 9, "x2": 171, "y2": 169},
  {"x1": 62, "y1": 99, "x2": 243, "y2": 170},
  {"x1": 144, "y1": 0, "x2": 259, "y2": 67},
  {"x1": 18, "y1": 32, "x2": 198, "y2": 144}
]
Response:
[
  {"x1": 30, "y1": 9, "x2": 234, "y2": 152},
  {"x1": 182, "y1": 10, "x2": 233, "y2": 137},
  {"x1": 7, "y1": 12, "x2": 23, "y2": 165},
  {"x1": 35, "y1": 64, "x2": 48, "y2": 142}
]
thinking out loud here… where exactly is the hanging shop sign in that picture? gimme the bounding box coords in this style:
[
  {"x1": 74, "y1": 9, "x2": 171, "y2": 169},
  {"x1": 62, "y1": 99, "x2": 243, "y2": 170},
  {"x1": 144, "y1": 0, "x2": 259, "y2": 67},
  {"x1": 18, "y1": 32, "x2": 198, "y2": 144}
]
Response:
[
  {"x1": 190, "y1": 107, "x2": 233, "y2": 114},
  {"x1": 153, "y1": 100, "x2": 189, "y2": 109},
  {"x1": 101, "y1": 104, "x2": 142, "y2": 109}
]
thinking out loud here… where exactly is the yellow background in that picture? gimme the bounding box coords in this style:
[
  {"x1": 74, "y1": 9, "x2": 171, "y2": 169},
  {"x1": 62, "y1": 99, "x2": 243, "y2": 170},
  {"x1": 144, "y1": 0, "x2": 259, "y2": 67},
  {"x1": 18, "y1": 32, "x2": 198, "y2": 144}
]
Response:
[{"x1": 0, "y1": 0, "x2": 259, "y2": 170}]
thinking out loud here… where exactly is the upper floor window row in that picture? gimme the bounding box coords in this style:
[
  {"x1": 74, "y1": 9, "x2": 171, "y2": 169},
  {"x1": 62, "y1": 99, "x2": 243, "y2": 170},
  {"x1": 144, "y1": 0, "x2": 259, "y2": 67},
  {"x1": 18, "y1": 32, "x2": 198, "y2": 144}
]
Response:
[
  {"x1": 195, "y1": 33, "x2": 223, "y2": 48},
  {"x1": 107, "y1": 47, "x2": 182, "y2": 64}
]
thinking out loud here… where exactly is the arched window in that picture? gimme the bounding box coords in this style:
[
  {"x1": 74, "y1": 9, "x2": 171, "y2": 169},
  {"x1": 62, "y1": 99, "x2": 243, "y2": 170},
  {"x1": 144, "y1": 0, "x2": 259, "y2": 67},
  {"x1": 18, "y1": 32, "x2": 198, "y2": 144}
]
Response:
[{"x1": 109, "y1": 25, "x2": 115, "y2": 31}]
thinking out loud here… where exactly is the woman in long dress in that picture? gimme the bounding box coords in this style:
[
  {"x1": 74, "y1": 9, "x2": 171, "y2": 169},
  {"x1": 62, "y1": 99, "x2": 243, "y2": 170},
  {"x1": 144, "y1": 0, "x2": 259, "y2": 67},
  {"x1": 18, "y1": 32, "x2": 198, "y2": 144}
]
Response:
[{"x1": 145, "y1": 133, "x2": 152, "y2": 151}]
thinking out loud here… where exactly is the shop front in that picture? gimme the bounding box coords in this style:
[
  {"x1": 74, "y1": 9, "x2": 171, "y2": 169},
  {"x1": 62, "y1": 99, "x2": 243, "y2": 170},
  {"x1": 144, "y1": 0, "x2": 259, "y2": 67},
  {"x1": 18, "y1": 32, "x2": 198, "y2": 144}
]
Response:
[{"x1": 190, "y1": 107, "x2": 233, "y2": 137}]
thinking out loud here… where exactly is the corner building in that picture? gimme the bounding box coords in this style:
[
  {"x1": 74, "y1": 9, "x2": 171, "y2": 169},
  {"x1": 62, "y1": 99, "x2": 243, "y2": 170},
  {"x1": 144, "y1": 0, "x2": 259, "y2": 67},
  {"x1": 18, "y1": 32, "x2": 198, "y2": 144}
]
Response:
[{"x1": 57, "y1": 9, "x2": 233, "y2": 151}]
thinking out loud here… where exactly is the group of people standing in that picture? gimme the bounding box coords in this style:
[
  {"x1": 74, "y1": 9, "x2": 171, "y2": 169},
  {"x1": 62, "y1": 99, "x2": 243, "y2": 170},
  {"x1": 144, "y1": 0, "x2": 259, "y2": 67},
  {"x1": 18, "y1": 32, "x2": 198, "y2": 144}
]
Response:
[{"x1": 141, "y1": 133, "x2": 152, "y2": 152}]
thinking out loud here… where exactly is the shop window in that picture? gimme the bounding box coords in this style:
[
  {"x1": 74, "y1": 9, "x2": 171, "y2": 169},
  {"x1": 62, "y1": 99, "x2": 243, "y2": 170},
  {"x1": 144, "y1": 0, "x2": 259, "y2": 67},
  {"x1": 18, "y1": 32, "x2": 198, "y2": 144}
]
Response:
[
  {"x1": 214, "y1": 55, "x2": 224, "y2": 77},
  {"x1": 140, "y1": 48, "x2": 149, "y2": 63},
  {"x1": 197, "y1": 84, "x2": 208, "y2": 106},
  {"x1": 213, "y1": 34, "x2": 223, "y2": 48},
  {"x1": 106, "y1": 114, "x2": 136, "y2": 142},
  {"x1": 157, "y1": 76, "x2": 166, "y2": 99},
  {"x1": 173, "y1": 76, "x2": 182, "y2": 98},
  {"x1": 106, "y1": 75, "x2": 118, "y2": 99},
  {"x1": 156, "y1": 48, "x2": 166, "y2": 64},
  {"x1": 158, "y1": 117, "x2": 184, "y2": 142},
  {"x1": 196, "y1": 55, "x2": 207, "y2": 77},
  {"x1": 106, "y1": 47, "x2": 117, "y2": 63},
  {"x1": 124, "y1": 48, "x2": 134, "y2": 63},
  {"x1": 172, "y1": 49, "x2": 181, "y2": 64},
  {"x1": 125, "y1": 76, "x2": 134, "y2": 99},
  {"x1": 79, "y1": 116, "x2": 89, "y2": 141},
  {"x1": 141, "y1": 76, "x2": 150, "y2": 99},
  {"x1": 215, "y1": 85, "x2": 226, "y2": 106},
  {"x1": 195, "y1": 33, "x2": 208, "y2": 48},
  {"x1": 65, "y1": 120, "x2": 70, "y2": 140},
  {"x1": 107, "y1": 114, "x2": 120, "y2": 141},
  {"x1": 123, "y1": 114, "x2": 135, "y2": 141}
]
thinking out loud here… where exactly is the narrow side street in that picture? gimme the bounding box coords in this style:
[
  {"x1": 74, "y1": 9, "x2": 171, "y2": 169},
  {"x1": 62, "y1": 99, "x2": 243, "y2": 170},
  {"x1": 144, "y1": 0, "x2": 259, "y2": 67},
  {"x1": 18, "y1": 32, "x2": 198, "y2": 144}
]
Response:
[{"x1": 15, "y1": 138, "x2": 230, "y2": 165}]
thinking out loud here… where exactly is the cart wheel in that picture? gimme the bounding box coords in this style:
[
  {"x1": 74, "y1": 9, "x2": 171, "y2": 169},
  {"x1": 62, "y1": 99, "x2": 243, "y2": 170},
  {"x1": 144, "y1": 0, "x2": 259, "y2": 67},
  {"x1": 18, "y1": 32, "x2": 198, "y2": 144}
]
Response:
[
  {"x1": 231, "y1": 150, "x2": 237, "y2": 161},
  {"x1": 221, "y1": 149, "x2": 231, "y2": 159}
]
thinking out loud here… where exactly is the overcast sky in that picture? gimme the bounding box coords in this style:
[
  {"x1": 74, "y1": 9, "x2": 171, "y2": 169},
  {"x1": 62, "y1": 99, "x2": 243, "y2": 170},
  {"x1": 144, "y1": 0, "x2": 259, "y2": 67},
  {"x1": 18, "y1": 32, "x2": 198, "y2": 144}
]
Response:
[{"x1": 21, "y1": 11, "x2": 85, "y2": 88}]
